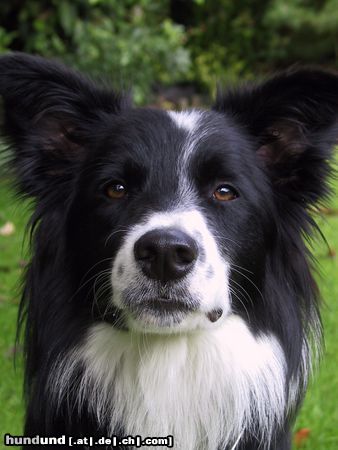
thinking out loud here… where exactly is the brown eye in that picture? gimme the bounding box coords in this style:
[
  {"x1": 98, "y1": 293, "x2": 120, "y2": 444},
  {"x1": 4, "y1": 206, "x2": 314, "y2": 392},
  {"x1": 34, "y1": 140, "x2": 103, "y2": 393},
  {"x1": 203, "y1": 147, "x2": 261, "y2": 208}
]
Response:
[
  {"x1": 213, "y1": 184, "x2": 238, "y2": 202},
  {"x1": 106, "y1": 183, "x2": 126, "y2": 199}
]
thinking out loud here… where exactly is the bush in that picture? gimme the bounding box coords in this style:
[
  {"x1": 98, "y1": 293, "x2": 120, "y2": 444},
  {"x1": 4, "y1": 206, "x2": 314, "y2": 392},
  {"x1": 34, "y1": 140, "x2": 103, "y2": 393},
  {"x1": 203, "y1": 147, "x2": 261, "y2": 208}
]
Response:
[
  {"x1": 0, "y1": 0, "x2": 190, "y2": 104},
  {"x1": 185, "y1": 0, "x2": 338, "y2": 91},
  {"x1": 0, "y1": 0, "x2": 337, "y2": 103}
]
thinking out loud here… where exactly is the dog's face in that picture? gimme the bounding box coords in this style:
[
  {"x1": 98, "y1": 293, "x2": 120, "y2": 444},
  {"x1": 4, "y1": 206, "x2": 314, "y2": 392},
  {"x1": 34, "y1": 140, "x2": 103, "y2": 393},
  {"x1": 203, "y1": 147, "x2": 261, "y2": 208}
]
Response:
[
  {"x1": 64, "y1": 109, "x2": 270, "y2": 333},
  {"x1": 1, "y1": 54, "x2": 337, "y2": 339}
]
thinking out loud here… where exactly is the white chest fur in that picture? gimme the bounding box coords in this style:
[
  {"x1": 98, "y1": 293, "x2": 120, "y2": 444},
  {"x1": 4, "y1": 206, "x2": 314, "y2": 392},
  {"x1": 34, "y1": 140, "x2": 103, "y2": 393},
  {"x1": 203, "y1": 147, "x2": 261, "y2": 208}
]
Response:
[{"x1": 52, "y1": 316, "x2": 287, "y2": 450}]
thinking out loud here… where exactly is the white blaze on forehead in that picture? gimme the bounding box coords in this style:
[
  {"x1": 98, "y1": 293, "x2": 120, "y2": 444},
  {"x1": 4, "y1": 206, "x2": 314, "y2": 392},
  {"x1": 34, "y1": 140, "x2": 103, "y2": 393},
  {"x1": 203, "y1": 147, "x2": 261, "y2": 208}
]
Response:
[
  {"x1": 168, "y1": 110, "x2": 202, "y2": 133},
  {"x1": 168, "y1": 110, "x2": 206, "y2": 201},
  {"x1": 168, "y1": 110, "x2": 205, "y2": 163}
]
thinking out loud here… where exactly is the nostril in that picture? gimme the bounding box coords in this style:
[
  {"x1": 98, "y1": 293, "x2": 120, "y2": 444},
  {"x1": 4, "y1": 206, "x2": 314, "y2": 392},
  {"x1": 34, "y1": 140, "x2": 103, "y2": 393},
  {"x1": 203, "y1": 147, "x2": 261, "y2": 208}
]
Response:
[
  {"x1": 175, "y1": 244, "x2": 198, "y2": 265},
  {"x1": 135, "y1": 243, "x2": 157, "y2": 261}
]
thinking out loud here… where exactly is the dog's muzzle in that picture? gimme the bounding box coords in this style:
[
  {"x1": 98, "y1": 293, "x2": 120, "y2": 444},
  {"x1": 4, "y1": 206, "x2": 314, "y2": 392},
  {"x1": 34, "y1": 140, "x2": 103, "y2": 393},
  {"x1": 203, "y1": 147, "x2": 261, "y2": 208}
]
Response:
[
  {"x1": 131, "y1": 227, "x2": 223, "y2": 325},
  {"x1": 110, "y1": 211, "x2": 230, "y2": 332}
]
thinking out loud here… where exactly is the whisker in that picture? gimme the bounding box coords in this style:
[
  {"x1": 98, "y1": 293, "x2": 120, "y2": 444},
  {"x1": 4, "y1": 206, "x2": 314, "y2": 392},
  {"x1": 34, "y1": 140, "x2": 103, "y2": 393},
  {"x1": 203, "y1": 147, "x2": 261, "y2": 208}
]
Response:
[
  {"x1": 231, "y1": 263, "x2": 254, "y2": 275},
  {"x1": 231, "y1": 267, "x2": 264, "y2": 301},
  {"x1": 69, "y1": 259, "x2": 114, "y2": 303},
  {"x1": 104, "y1": 227, "x2": 130, "y2": 247},
  {"x1": 230, "y1": 287, "x2": 250, "y2": 322},
  {"x1": 230, "y1": 278, "x2": 254, "y2": 307}
]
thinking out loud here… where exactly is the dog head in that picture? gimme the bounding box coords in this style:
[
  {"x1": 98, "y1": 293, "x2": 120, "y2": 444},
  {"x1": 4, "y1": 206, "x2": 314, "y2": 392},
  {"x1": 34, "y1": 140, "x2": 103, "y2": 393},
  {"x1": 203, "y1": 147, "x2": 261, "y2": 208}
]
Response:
[{"x1": 1, "y1": 53, "x2": 337, "y2": 336}]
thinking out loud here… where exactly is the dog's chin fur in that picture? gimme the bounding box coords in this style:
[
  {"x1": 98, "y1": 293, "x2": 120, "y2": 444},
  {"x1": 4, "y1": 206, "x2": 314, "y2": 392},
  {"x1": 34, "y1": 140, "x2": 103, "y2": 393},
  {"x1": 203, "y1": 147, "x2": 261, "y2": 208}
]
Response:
[
  {"x1": 1, "y1": 53, "x2": 337, "y2": 450},
  {"x1": 51, "y1": 316, "x2": 287, "y2": 450},
  {"x1": 125, "y1": 309, "x2": 220, "y2": 334}
]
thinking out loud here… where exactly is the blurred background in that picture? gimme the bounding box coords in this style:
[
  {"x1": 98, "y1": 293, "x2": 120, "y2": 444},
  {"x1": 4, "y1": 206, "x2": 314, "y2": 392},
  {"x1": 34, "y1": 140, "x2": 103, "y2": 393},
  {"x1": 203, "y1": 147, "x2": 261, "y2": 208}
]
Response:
[
  {"x1": 0, "y1": 1, "x2": 337, "y2": 449},
  {"x1": 1, "y1": 0, "x2": 338, "y2": 105}
]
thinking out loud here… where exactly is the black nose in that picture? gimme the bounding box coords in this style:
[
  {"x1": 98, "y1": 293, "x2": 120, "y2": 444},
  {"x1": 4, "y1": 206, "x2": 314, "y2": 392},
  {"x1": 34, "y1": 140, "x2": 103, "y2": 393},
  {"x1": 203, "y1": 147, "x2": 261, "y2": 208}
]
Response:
[{"x1": 134, "y1": 228, "x2": 199, "y2": 282}]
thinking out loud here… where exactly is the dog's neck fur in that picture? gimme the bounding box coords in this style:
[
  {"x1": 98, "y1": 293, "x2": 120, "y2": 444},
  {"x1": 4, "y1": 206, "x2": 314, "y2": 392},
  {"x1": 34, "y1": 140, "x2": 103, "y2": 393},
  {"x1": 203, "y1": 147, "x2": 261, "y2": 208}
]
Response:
[{"x1": 51, "y1": 315, "x2": 288, "y2": 450}]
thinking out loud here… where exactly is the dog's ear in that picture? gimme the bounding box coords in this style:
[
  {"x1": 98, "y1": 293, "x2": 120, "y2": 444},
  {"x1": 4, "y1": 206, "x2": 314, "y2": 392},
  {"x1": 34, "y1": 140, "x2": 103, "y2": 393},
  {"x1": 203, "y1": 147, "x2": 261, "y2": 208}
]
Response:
[
  {"x1": 0, "y1": 53, "x2": 129, "y2": 199},
  {"x1": 214, "y1": 68, "x2": 338, "y2": 206}
]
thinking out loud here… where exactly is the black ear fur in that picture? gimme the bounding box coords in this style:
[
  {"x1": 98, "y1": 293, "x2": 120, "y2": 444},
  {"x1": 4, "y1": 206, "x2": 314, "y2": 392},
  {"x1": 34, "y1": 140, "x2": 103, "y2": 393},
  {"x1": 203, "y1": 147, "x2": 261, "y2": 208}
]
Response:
[
  {"x1": 0, "y1": 52, "x2": 129, "y2": 199},
  {"x1": 214, "y1": 68, "x2": 338, "y2": 206}
]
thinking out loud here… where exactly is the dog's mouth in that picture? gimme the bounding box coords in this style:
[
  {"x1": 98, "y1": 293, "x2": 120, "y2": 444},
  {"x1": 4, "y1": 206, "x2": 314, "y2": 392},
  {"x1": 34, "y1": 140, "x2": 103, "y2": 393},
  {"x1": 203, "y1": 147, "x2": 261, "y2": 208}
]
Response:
[
  {"x1": 108, "y1": 284, "x2": 227, "y2": 333},
  {"x1": 125, "y1": 296, "x2": 196, "y2": 327},
  {"x1": 134, "y1": 297, "x2": 196, "y2": 314},
  {"x1": 118, "y1": 293, "x2": 224, "y2": 332}
]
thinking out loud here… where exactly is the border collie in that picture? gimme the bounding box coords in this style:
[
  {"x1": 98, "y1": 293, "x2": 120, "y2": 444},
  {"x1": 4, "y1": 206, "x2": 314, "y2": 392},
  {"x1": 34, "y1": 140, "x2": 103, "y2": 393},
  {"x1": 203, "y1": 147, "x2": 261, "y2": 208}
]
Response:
[{"x1": 1, "y1": 53, "x2": 337, "y2": 450}]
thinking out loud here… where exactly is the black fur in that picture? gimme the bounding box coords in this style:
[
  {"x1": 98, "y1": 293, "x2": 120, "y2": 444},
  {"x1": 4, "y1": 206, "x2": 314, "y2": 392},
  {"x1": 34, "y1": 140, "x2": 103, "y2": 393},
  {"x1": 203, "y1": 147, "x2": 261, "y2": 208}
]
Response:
[{"x1": 1, "y1": 53, "x2": 337, "y2": 450}]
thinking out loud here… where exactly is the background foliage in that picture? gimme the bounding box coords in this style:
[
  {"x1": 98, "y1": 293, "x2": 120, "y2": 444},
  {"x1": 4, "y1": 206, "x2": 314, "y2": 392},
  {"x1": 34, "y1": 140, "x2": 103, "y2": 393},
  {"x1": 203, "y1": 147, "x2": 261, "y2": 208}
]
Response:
[{"x1": 0, "y1": 0, "x2": 337, "y2": 103}]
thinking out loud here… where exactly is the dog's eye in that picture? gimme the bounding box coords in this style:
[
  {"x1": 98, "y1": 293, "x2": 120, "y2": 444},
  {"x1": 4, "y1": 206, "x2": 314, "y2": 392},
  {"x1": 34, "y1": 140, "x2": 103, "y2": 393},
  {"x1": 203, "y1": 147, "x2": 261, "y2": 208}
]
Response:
[
  {"x1": 106, "y1": 183, "x2": 126, "y2": 199},
  {"x1": 213, "y1": 184, "x2": 238, "y2": 201}
]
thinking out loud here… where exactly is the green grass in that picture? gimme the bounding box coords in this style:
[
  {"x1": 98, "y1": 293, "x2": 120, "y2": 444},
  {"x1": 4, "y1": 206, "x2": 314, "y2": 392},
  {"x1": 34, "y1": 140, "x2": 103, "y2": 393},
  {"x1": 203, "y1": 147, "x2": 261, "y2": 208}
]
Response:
[
  {"x1": 0, "y1": 180, "x2": 26, "y2": 441},
  {"x1": 0, "y1": 177, "x2": 337, "y2": 449}
]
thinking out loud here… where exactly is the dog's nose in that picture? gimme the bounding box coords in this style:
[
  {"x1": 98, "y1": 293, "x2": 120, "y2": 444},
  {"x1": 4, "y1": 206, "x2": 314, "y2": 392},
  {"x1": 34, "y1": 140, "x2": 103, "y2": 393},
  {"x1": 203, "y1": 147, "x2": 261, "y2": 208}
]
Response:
[{"x1": 134, "y1": 228, "x2": 198, "y2": 282}]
